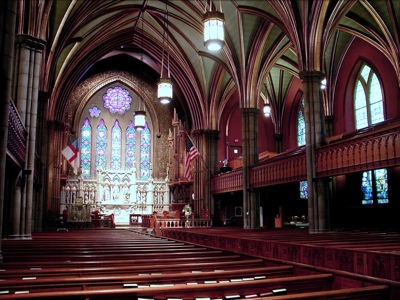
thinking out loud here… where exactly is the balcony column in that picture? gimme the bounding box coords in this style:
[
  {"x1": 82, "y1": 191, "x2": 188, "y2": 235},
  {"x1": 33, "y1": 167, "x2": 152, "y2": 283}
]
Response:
[
  {"x1": 274, "y1": 134, "x2": 283, "y2": 154},
  {"x1": 0, "y1": 0, "x2": 17, "y2": 251},
  {"x1": 299, "y1": 71, "x2": 329, "y2": 233},
  {"x1": 241, "y1": 108, "x2": 260, "y2": 229},
  {"x1": 193, "y1": 130, "x2": 219, "y2": 218}
]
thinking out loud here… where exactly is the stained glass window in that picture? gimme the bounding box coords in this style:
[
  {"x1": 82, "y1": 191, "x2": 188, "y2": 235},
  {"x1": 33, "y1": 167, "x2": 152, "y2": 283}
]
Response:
[
  {"x1": 361, "y1": 168, "x2": 388, "y2": 205},
  {"x1": 354, "y1": 64, "x2": 384, "y2": 129},
  {"x1": 361, "y1": 171, "x2": 373, "y2": 205},
  {"x1": 103, "y1": 86, "x2": 132, "y2": 115},
  {"x1": 375, "y1": 169, "x2": 388, "y2": 204},
  {"x1": 96, "y1": 119, "x2": 107, "y2": 173},
  {"x1": 297, "y1": 98, "x2": 306, "y2": 146},
  {"x1": 80, "y1": 85, "x2": 152, "y2": 179},
  {"x1": 140, "y1": 124, "x2": 151, "y2": 179},
  {"x1": 300, "y1": 180, "x2": 308, "y2": 199},
  {"x1": 111, "y1": 120, "x2": 122, "y2": 170},
  {"x1": 80, "y1": 118, "x2": 92, "y2": 178},
  {"x1": 89, "y1": 106, "x2": 101, "y2": 118},
  {"x1": 125, "y1": 121, "x2": 136, "y2": 168}
]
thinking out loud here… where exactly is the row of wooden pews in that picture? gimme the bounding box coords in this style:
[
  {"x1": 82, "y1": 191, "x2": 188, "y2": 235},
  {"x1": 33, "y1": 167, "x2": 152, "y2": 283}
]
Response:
[
  {"x1": 161, "y1": 227, "x2": 400, "y2": 280},
  {"x1": 0, "y1": 228, "x2": 389, "y2": 299}
]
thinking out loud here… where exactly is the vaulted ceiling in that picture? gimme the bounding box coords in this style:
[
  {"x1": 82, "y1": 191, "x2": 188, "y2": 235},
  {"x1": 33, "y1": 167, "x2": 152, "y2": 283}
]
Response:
[{"x1": 36, "y1": 0, "x2": 399, "y2": 133}]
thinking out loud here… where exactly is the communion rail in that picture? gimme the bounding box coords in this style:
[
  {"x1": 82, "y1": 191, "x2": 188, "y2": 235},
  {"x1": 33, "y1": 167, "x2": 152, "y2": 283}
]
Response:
[{"x1": 141, "y1": 215, "x2": 212, "y2": 228}]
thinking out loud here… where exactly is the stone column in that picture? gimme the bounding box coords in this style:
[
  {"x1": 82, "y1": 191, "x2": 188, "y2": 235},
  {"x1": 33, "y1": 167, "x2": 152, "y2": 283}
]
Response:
[
  {"x1": 241, "y1": 108, "x2": 260, "y2": 229},
  {"x1": 325, "y1": 115, "x2": 334, "y2": 138},
  {"x1": 47, "y1": 121, "x2": 65, "y2": 214},
  {"x1": 299, "y1": 71, "x2": 329, "y2": 233},
  {"x1": 193, "y1": 130, "x2": 219, "y2": 217},
  {"x1": 274, "y1": 134, "x2": 283, "y2": 154},
  {"x1": 10, "y1": 174, "x2": 23, "y2": 238},
  {"x1": 34, "y1": 92, "x2": 50, "y2": 232},
  {"x1": 13, "y1": 34, "x2": 45, "y2": 237},
  {"x1": 0, "y1": 0, "x2": 17, "y2": 257}
]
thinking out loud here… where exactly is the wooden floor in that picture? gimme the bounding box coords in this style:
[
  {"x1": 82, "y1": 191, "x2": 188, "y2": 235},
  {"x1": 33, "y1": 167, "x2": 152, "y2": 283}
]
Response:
[{"x1": 0, "y1": 227, "x2": 398, "y2": 299}]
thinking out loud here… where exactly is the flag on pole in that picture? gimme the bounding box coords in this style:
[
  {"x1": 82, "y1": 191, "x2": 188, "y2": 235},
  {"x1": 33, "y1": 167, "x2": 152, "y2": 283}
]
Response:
[
  {"x1": 184, "y1": 135, "x2": 200, "y2": 181},
  {"x1": 62, "y1": 138, "x2": 79, "y2": 175}
]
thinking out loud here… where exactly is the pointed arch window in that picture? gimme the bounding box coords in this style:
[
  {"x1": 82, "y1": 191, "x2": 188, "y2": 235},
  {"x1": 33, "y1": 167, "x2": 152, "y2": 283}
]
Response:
[
  {"x1": 297, "y1": 99, "x2": 306, "y2": 146},
  {"x1": 96, "y1": 119, "x2": 107, "y2": 173},
  {"x1": 81, "y1": 118, "x2": 92, "y2": 178},
  {"x1": 79, "y1": 86, "x2": 153, "y2": 179},
  {"x1": 140, "y1": 125, "x2": 151, "y2": 179},
  {"x1": 354, "y1": 64, "x2": 384, "y2": 129},
  {"x1": 125, "y1": 121, "x2": 136, "y2": 169},
  {"x1": 111, "y1": 120, "x2": 122, "y2": 170}
]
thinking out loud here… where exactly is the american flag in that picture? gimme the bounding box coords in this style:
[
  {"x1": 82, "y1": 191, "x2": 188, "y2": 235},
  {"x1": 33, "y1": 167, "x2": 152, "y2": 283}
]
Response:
[{"x1": 184, "y1": 135, "x2": 200, "y2": 181}]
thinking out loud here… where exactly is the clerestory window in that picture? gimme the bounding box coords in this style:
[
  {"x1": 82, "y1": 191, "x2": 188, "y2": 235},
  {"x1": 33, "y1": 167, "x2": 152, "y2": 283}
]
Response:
[
  {"x1": 354, "y1": 64, "x2": 384, "y2": 130},
  {"x1": 297, "y1": 98, "x2": 306, "y2": 146}
]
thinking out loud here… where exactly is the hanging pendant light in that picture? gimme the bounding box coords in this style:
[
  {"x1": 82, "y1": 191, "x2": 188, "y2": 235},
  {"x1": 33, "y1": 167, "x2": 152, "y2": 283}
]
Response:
[
  {"x1": 261, "y1": 92, "x2": 271, "y2": 117},
  {"x1": 263, "y1": 102, "x2": 271, "y2": 117},
  {"x1": 203, "y1": 0, "x2": 225, "y2": 51},
  {"x1": 158, "y1": 77, "x2": 173, "y2": 104},
  {"x1": 158, "y1": 3, "x2": 173, "y2": 104},
  {"x1": 134, "y1": 110, "x2": 146, "y2": 131},
  {"x1": 134, "y1": 18, "x2": 147, "y2": 131}
]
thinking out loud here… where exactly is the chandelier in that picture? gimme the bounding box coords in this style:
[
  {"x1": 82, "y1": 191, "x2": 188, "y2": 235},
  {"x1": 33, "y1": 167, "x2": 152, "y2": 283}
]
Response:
[
  {"x1": 261, "y1": 92, "x2": 271, "y2": 117},
  {"x1": 203, "y1": 0, "x2": 225, "y2": 51},
  {"x1": 263, "y1": 101, "x2": 271, "y2": 117},
  {"x1": 134, "y1": 18, "x2": 146, "y2": 131},
  {"x1": 134, "y1": 109, "x2": 146, "y2": 131},
  {"x1": 158, "y1": 3, "x2": 173, "y2": 104}
]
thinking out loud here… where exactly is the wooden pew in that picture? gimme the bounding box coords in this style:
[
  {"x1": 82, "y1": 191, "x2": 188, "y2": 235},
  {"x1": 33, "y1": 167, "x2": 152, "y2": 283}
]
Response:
[
  {"x1": 0, "y1": 229, "x2": 392, "y2": 300},
  {"x1": 0, "y1": 258, "x2": 267, "y2": 279},
  {"x1": 0, "y1": 265, "x2": 294, "y2": 294},
  {"x1": 256, "y1": 285, "x2": 389, "y2": 299},
  {"x1": 0, "y1": 273, "x2": 334, "y2": 299},
  {"x1": 0, "y1": 284, "x2": 389, "y2": 300},
  {"x1": 0, "y1": 253, "x2": 243, "y2": 268}
]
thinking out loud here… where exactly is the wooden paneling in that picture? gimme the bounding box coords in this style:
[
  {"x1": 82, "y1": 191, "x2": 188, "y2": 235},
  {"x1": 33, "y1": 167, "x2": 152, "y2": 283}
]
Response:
[
  {"x1": 162, "y1": 228, "x2": 400, "y2": 284},
  {"x1": 211, "y1": 120, "x2": 400, "y2": 194}
]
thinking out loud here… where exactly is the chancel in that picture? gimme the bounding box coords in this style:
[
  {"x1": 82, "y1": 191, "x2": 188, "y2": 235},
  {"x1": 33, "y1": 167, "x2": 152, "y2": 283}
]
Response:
[{"x1": 1, "y1": 0, "x2": 400, "y2": 299}]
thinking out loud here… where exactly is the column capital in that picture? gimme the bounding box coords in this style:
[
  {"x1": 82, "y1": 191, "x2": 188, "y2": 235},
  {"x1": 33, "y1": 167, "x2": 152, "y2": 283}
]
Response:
[
  {"x1": 191, "y1": 129, "x2": 203, "y2": 138},
  {"x1": 198, "y1": 129, "x2": 219, "y2": 139},
  {"x1": 299, "y1": 70, "x2": 325, "y2": 82},
  {"x1": 240, "y1": 107, "x2": 259, "y2": 116},
  {"x1": 15, "y1": 34, "x2": 46, "y2": 51}
]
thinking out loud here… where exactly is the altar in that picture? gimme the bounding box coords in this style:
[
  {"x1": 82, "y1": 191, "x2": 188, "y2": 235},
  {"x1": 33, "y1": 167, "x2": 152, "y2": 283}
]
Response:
[{"x1": 61, "y1": 168, "x2": 170, "y2": 225}]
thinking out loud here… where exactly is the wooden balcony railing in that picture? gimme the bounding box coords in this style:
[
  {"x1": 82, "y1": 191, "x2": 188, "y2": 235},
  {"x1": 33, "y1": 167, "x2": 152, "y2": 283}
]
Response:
[
  {"x1": 211, "y1": 119, "x2": 400, "y2": 194},
  {"x1": 7, "y1": 99, "x2": 28, "y2": 168},
  {"x1": 316, "y1": 122, "x2": 400, "y2": 177},
  {"x1": 210, "y1": 168, "x2": 243, "y2": 194},
  {"x1": 251, "y1": 147, "x2": 306, "y2": 189}
]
